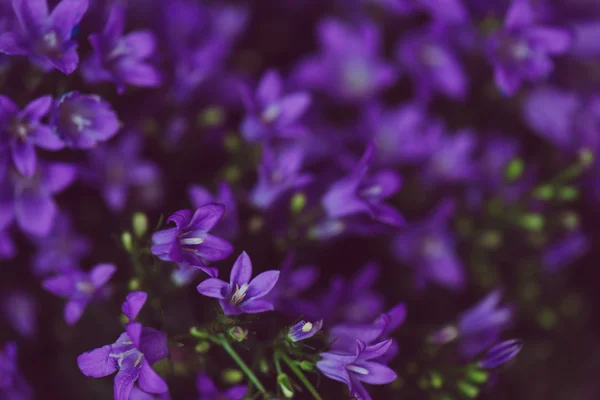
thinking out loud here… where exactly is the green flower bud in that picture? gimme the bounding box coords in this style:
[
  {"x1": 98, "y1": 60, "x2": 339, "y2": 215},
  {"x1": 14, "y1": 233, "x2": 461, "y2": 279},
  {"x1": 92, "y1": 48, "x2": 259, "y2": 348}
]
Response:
[
  {"x1": 533, "y1": 184, "x2": 554, "y2": 200},
  {"x1": 190, "y1": 327, "x2": 209, "y2": 339},
  {"x1": 224, "y1": 134, "x2": 241, "y2": 153},
  {"x1": 558, "y1": 186, "x2": 579, "y2": 201},
  {"x1": 299, "y1": 360, "x2": 315, "y2": 372},
  {"x1": 505, "y1": 158, "x2": 524, "y2": 181},
  {"x1": 228, "y1": 326, "x2": 248, "y2": 342},
  {"x1": 430, "y1": 371, "x2": 443, "y2": 389},
  {"x1": 222, "y1": 369, "x2": 243, "y2": 384},
  {"x1": 578, "y1": 148, "x2": 594, "y2": 166},
  {"x1": 198, "y1": 106, "x2": 225, "y2": 127},
  {"x1": 128, "y1": 278, "x2": 141, "y2": 291},
  {"x1": 277, "y1": 374, "x2": 294, "y2": 398},
  {"x1": 467, "y1": 369, "x2": 488, "y2": 384},
  {"x1": 290, "y1": 192, "x2": 307, "y2": 214},
  {"x1": 519, "y1": 213, "x2": 544, "y2": 232},
  {"x1": 132, "y1": 213, "x2": 148, "y2": 238},
  {"x1": 194, "y1": 341, "x2": 210, "y2": 353},
  {"x1": 121, "y1": 231, "x2": 133, "y2": 252},
  {"x1": 457, "y1": 381, "x2": 479, "y2": 398}
]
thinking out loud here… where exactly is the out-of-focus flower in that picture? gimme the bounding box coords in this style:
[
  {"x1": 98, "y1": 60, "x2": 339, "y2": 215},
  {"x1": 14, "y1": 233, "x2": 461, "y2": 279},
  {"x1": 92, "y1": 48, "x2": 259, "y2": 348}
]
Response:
[
  {"x1": 189, "y1": 182, "x2": 238, "y2": 240},
  {"x1": 317, "y1": 339, "x2": 397, "y2": 400},
  {"x1": 479, "y1": 339, "x2": 523, "y2": 369},
  {"x1": 0, "y1": 228, "x2": 16, "y2": 259},
  {"x1": 396, "y1": 24, "x2": 468, "y2": 102},
  {"x1": 0, "y1": 162, "x2": 77, "y2": 236},
  {"x1": 0, "y1": 342, "x2": 34, "y2": 399},
  {"x1": 240, "y1": 69, "x2": 311, "y2": 143},
  {"x1": 0, "y1": 0, "x2": 89, "y2": 74},
  {"x1": 196, "y1": 251, "x2": 280, "y2": 315},
  {"x1": 83, "y1": 133, "x2": 160, "y2": 212},
  {"x1": 77, "y1": 292, "x2": 169, "y2": 400},
  {"x1": 542, "y1": 232, "x2": 589, "y2": 272},
  {"x1": 151, "y1": 205, "x2": 233, "y2": 278},
  {"x1": 0, "y1": 95, "x2": 63, "y2": 177},
  {"x1": 250, "y1": 144, "x2": 312, "y2": 211},
  {"x1": 392, "y1": 199, "x2": 465, "y2": 290},
  {"x1": 42, "y1": 263, "x2": 116, "y2": 325},
  {"x1": 82, "y1": 4, "x2": 161, "y2": 93},
  {"x1": 294, "y1": 18, "x2": 396, "y2": 102},
  {"x1": 422, "y1": 129, "x2": 478, "y2": 185},
  {"x1": 31, "y1": 211, "x2": 90, "y2": 276},
  {"x1": 51, "y1": 91, "x2": 120, "y2": 149},
  {"x1": 287, "y1": 320, "x2": 323, "y2": 342},
  {"x1": 196, "y1": 373, "x2": 247, "y2": 400},
  {"x1": 487, "y1": 0, "x2": 572, "y2": 95},
  {"x1": 2, "y1": 291, "x2": 37, "y2": 338}
]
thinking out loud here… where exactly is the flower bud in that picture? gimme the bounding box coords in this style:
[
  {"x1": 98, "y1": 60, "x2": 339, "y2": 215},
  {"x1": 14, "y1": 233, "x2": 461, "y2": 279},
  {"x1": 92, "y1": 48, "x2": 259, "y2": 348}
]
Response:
[
  {"x1": 290, "y1": 192, "x2": 307, "y2": 214},
  {"x1": 479, "y1": 339, "x2": 523, "y2": 369},
  {"x1": 300, "y1": 360, "x2": 315, "y2": 372},
  {"x1": 190, "y1": 327, "x2": 209, "y2": 339},
  {"x1": 194, "y1": 341, "x2": 210, "y2": 353},
  {"x1": 286, "y1": 320, "x2": 323, "y2": 343},
  {"x1": 277, "y1": 373, "x2": 294, "y2": 398},
  {"x1": 228, "y1": 326, "x2": 248, "y2": 342},
  {"x1": 457, "y1": 380, "x2": 479, "y2": 398},
  {"x1": 121, "y1": 231, "x2": 133, "y2": 252},
  {"x1": 222, "y1": 368, "x2": 243, "y2": 384},
  {"x1": 132, "y1": 212, "x2": 148, "y2": 237}
]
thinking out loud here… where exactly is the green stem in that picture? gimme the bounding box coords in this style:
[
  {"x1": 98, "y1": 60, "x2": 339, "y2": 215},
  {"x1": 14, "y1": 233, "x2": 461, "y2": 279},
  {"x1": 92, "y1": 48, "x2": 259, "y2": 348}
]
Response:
[
  {"x1": 278, "y1": 352, "x2": 323, "y2": 400},
  {"x1": 217, "y1": 335, "x2": 267, "y2": 395}
]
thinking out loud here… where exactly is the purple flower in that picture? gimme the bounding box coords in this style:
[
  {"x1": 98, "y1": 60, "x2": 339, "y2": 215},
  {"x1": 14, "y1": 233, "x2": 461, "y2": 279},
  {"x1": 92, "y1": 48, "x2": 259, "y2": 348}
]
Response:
[
  {"x1": 151, "y1": 205, "x2": 233, "y2": 278},
  {"x1": 50, "y1": 91, "x2": 120, "y2": 149},
  {"x1": 322, "y1": 144, "x2": 403, "y2": 227},
  {"x1": 287, "y1": 320, "x2": 323, "y2": 342},
  {"x1": 31, "y1": 211, "x2": 90, "y2": 276},
  {"x1": 83, "y1": 133, "x2": 160, "y2": 212},
  {"x1": 542, "y1": 232, "x2": 589, "y2": 272},
  {"x1": 0, "y1": 342, "x2": 34, "y2": 400},
  {"x1": 250, "y1": 144, "x2": 312, "y2": 210},
  {"x1": 293, "y1": 18, "x2": 396, "y2": 102},
  {"x1": 196, "y1": 373, "x2": 246, "y2": 400},
  {"x1": 42, "y1": 263, "x2": 116, "y2": 325},
  {"x1": 0, "y1": 228, "x2": 16, "y2": 259},
  {"x1": 392, "y1": 199, "x2": 465, "y2": 290},
  {"x1": 421, "y1": 129, "x2": 478, "y2": 185},
  {"x1": 2, "y1": 291, "x2": 37, "y2": 338},
  {"x1": 188, "y1": 182, "x2": 238, "y2": 240},
  {"x1": 0, "y1": 162, "x2": 77, "y2": 236},
  {"x1": 317, "y1": 339, "x2": 397, "y2": 400},
  {"x1": 487, "y1": 0, "x2": 572, "y2": 95},
  {"x1": 82, "y1": 4, "x2": 161, "y2": 93},
  {"x1": 0, "y1": 95, "x2": 64, "y2": 177},
  {"x1": 396, "y1": 24, "x2": 468, "y2": 102},
  {"x1": 479, "y1": 339, "x2": 523, "y2": 369},
  {"x1": 240, "y1": 69, "x2": 311, "y2": 142},
  {"x1": 77, "y1": 292, "x2": 169, "y2": 400},
  {"x1": 0, "y1": 0, "x2": 89, "y2": 74},
  {"x1": 196, "y1": 251, "x2": 280, "y2": 315}
]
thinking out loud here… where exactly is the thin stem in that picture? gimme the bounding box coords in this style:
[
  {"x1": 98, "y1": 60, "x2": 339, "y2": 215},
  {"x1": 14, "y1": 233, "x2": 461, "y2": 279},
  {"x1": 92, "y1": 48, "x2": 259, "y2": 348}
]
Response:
[
  {"x1": 278, "y1": 352, "x2": 323, "y2": 400},
  {"x1": 217, "y1": 335, "x2": 267, "y2": 395}
]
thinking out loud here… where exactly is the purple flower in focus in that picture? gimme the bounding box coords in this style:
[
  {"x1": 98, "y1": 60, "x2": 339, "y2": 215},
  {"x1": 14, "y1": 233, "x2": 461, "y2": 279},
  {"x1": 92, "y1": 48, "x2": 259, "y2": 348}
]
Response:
[
  {"x1": 197, "y1": 251, "x2": 280, "y2": 315},
  {"x1": 0, "y1": 95, "x2": 64, "y2": 177},
  {"x1": 77, "y1": 292, "x2": 169, "y2": 400},
  {"x1": 322, "y1": 144, "x2": 403, "y2": 227},
  {"x1": 317, "y1": 339, "x2": 397, "y2": 400},
  {"x1": 287, "y1": 320, "x2": 323, "y2": 342},
  {"x1": 151, "y1": 205, "x2": 234, "y2": 278},
  {"x1": 396, "y1": 24, "x2": 468, "y2": 102},
  {"x1": 294, "y1": 18, "x2": 396, "y2": 102},
  {"x1": 196, "y1": 373, "x2": 246, "y2": 400},
  {"x1": 250, "y1": 144, "x2": 312, "y2": 210},
  {"x1": 51, "y1": 91, "x2": 120, "y2": 149},
  {"x1": 31, "y1": 211, "x2": 90, "y2": 276},
  {"x1": 0, "y1": 0, "x2": 89, "y2": 74},
  {"x1": 2, "y1": 291, "x2": 37, "y2": 338},
  {"x1": 240, "y1": 69, "x2": 311, "y2": 142},
  {"x1": 0, "y1": 162, "x2": 77, "y2": 236},
  {"x1": 392, "y1": 199, "x2": 465, "y2": 290},
  {"x1": 42, "y1": 263, "x2": 116, "y2": 325},
  {"x1": 0, "y1": 342, "x2": 34, "y2": 400},
  {"x1": 83, "y1": 133, "x2": 160, "y2": 212},
  {"x1": 487, "y1": 0, "x2": 572, "y2": 95},
  {"x1": 82, "y1": 4, "x2": 161, "y2": 93},
  {"x1": 189, "y1": 182, "x2": 238, "y2": 240},
  {"x1": 479, "y1": 339, "x2": 523, "y2": 369}
]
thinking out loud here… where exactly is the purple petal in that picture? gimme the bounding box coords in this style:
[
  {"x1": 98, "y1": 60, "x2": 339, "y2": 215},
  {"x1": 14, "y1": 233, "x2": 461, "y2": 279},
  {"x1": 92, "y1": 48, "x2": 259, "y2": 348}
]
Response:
[
  {"x1": 126, "y1": 322, "x2": 143, "y2": 348},
  {"x1": 151, "y1": 227, "x2": 177, "y2": 246},
  {"x1": 19, "y1": 95, "x2": 52, "y2": 121},
  {"x1": 77, "y1": 345, "x2": 117, "y2": 378},
  {"x1": 42, "y1": 274, "x2": 75, "y2": 297},
  {"x1": 277, "y1": 92, "x2": 311, "y2": 126},
  {"x1": 117, "y1": 62, "x2": 162, "y2": 88},
  {"x1": 526, "y1": 27, "x2": 573, "y2": 54},
  {"x1": 229, "y1": 251, "x2": 252, "y2": 287},
  {"x1": 138, "y1": 360, "x2": 168, "y2": 393},
  {"x1": 0, "y1": 33, "x2": 27, "y2": 55},
  {"x1": 104, "y1": 184, "x2": 127, "y2": 211},
  {"x1": 505, "y1": 0, "x2": 534, "y2": 29},
  {"x1": 15, "y1": 192, "x2": 56, "y2": 236},
  {"x1": 102, "y1": 4, "x2": 125, "y2": 42},
  {"x1": 50, "y1": 45, "x2": 80, "y2": 75},
  {"x1": 122, "y1": 30, "x2": 156, "y2": 59},
  {"x1": 494, "y1": 68, "x2": 520, "y2": 96},
  {"x1": 29, "y1": 125, "x2": 65, "y2": 150},
  {"x1": 122, "y1": 291, "x2": 148, "y2": 320},
  {"x1": 196, "y1": 373, "x2": 217, "y2": 395},
  {"x1": 316, "y1": 358, "x2": 351, "y2": 384},
  {"x1": 166, "y1": 209, "x2": 191, "y2": 229},
  {"x1": 65, "y1": 298, "x2": 88, "y2": 325},
  {"x1": 10, "y1": 140, "x2": 36, "y2": 177},
  {"x1": 195, "y1": 234, "x2": 233, "y2": 262},
  {"x1": 257, "y1": 69, "x2": 282, "y2": 106},
  {"x1": 359, "y1": 339, "x2": 393, "y2": 361},
  {"x1": 239, "y1": 299, "x2": 274, "y2": 314},
  {"x1": 43, "y1": 163, "x2": 77, "y2": 194},
  {"x1": 50, "y1": 0, "x2": 89, "y2": 40},
  {"x1": 224, "y1": 385, "x2": 248, "y2": 400},
  {"x1": 0, "y1": 95, "x2": 19, "y2": 119},
  {"x1": 13, "y1": 0, "x2": 49, "y2": 32},
  {"x1": 196, "y1": 278, "x2": 228, "y2": 299},
  {"x1": 113, "y1": 367, "x2": 139, "y2": 400},
  {"x1": 246, "y1": 271, "x2": 280, "y2": 299},
  {"x1": 189, "y1": 203, "x2": 225, "y2": 232},
  {"x1": 188, "y1": 185, "x2": 214, "y2": 208},
  {"x1": 89, "y1": 263, "x2": 116, "y2": 288},
  {"x1": 352, "y1": 361, "x2": 397, "y2": 384},
  {"x1": 139, "y1": 327, "x2": 169, "y2": 365}
]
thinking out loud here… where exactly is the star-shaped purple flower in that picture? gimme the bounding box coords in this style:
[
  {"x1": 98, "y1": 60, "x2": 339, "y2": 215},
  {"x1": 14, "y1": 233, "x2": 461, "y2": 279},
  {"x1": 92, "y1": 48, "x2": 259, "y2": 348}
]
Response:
[
  {"x1": 197, "y1": 251, "x2": 280, "y2": 315},
  {"x1": 0, "y1": 0, "x2": 89, "y2": 74},
  {"x1": 0, "y1": 95, "x2": 64, "y2": 177},
  {"x1": 42, "y1": 263, "x2": 116, "y2": 325},
  {"x1": 151, "y1": 205, "x2": 233, "y2": 278},
  {"x1": 77, "y1": 291, "x2": 169, "y2": 400},
  {"x1": 82, "y1": 4, "x2": 161, "y2": 93},
  {"x1": 196, "y1": 373, "x2": 246, "y2": 400}
]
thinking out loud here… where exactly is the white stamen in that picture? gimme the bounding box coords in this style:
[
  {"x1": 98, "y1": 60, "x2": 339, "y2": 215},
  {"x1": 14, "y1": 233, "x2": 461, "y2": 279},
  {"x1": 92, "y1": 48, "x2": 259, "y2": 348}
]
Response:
[
  {"x1": 230, "y1": 283, "x2": 249, "y2": 306},
  {"x1": 180, "y1": 237, "x2": 205, "y2": 245},
  {"x1": 301, "y1": 322, "x2": 313, "y2": 333},
  {"x1": 43, "y1": 32, "x2": 58, "y2": 48},
  {"x1": 71, "y1": 115, "x2": 92, "y2": 132},
  {"x1": 261, "y1": 104, "x2": 280, "y2": 123},
  {"x1": 76, "y1": 281, "x2": 94, "y2": 294},
  {"x1": 346, "y1": 365, "x2": 369, "y2": 375}
]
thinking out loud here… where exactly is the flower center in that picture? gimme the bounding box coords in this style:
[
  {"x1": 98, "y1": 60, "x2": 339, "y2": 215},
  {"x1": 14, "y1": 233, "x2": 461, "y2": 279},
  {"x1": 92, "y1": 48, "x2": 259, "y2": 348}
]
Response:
[
  {"x1": 421, "y1": 45, "x2": 445, "y2": 67},
  {"x1": 109, "y1": 346, "x2": 144, "y2": 369},
  {"x1": 230, "y1": 283, "x2": 249, "y2": 306},
  {"x1": 180, "y1": 237, "x2": 205, "y2": 245},
  {"x1": 346, "y1": 365, "x2": 369, "y2": 375},
  {"x1": 76, "y1": 280, "x2": 95, "y2": 295},
  {"x1": 38, "y1": 31, "x2": 63, "y2": 57},
  {"x1": 301, "y1": 322, "x2": 313, "y2": 333},
  {"x1": 71, "y1": 114, "x2": 92, "y2": 132},
  {"x1": 261, "y1": 104, "x2": 280, "y2": 123}
]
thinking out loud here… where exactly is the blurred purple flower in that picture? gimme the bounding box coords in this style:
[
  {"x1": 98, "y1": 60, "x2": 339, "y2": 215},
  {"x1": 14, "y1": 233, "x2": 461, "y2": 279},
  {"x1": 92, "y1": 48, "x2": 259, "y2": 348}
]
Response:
[
  {"x1": 0, "y1": 342, "x2": 34, "y2": 400},
  {"x1": 42, "y1": 263, "x2": 116, "y2": 325},
  {"x1": 293, "y1": 18, "x2": 396, "y2": 102},
  {"x1": 77, "y1": 292, "x2": 169, "y2": 400},
  {"x1": 82, "y1": 4, "x2": 161, "y2": 93},
  {"x1": 392, "y1": 199, "x2": 465, "y2": 290},
  {"x1": 151, "y1": 205, "x2": 233, "y2": 278},
  {"x1": 0, "y1": 162, "x2": 77, "y2": 236},
  {"x1": 196, "y1": 251, "x2": 280, "y2": 315},
  {"x1": 542, "y1": 232, "x2": 589, "y2": 272},
  {"x1": 479, "y1": 339, "x2": 523, "y2": 369},
  {"x1": 287, "y1": 320, "x2": 323, "y2": 343},
  {"x1": 51, "y1": 91, "x2": 120, "y2": 149},
  {"x1": 0, "y1": 228, "x2": 16, "y2": 259},
  {"x1": 189, "y1": 182, "x2": 238, "y2": 240},
  {"x1": 240, "y1": 69, "x2": 311, "y2": 142},
  {"x1": 0, "y1": 95, "x2": 63, "y2": 177},
  {"x1": 196, "y1": 373, "x2": 246, "y2": 400},
  {"x1": 317, "y1": 339, "x2": 397, "y2": 400},
  {"x1": 487, "y1": 0, "x2": 572, "y2": 95},
  {"x1": 2, "y1": 291, "x2": 37, "y2": 338},
  {"x1": 0, "y1": 0, "x2": 89, "y2": 74},
  {"x1": 422, "y1": 129, "x2": 478, "y2": 185}
]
